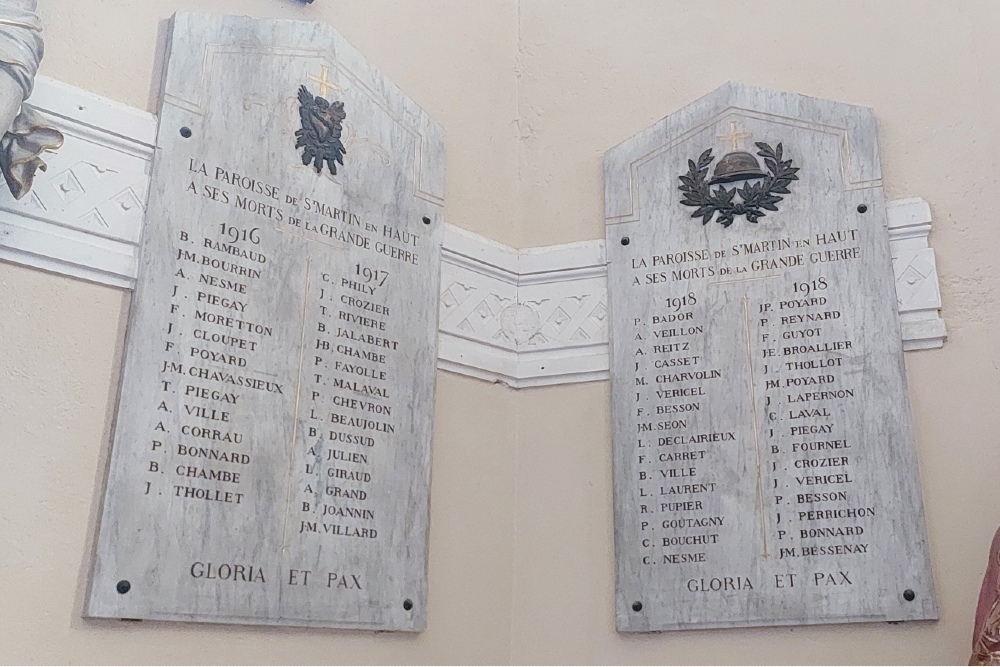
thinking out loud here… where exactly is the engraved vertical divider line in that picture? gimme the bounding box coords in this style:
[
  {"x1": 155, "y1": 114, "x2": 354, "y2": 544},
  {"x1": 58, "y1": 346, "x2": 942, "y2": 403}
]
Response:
[
  {"x1": 741, "y1": 294, "x2": 769, "y2": 559},
  {"x1": 281, "y1": 256, "x2": 313, "y2": 550}
]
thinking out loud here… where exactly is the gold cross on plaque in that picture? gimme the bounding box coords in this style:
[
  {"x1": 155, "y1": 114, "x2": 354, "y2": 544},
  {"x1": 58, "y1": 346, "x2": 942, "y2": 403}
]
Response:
[
  {"x1": 308, "y1": 65, "x2": 341, "y2": 98},
  {"x1": 718, "y1": 121, "x2": 751, "y2": 152}
]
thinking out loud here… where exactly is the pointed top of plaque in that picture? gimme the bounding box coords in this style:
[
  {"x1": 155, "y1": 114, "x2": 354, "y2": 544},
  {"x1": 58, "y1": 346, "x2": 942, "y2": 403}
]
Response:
[
  {"x1": 162, "y1": 12, "x2": 445, "y2": 206},
  {"x1": 88, "y1": 11, "x2": 446, "y2": 633},
  {"x1": 604, "y1": 82, "x2": 881, "y2": 225}
]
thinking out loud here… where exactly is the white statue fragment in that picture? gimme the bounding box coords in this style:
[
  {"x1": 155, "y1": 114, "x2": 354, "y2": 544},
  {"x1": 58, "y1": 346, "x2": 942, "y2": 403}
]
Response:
[{"x1": 0, "y1": 0, "x2": 61, "y2": 199}]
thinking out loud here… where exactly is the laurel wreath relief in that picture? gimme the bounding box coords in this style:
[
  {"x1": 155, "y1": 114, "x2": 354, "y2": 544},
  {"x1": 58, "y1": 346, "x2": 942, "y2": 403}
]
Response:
[{"x1": 678, "y1": 142, "x2": 799, "y2": 227}]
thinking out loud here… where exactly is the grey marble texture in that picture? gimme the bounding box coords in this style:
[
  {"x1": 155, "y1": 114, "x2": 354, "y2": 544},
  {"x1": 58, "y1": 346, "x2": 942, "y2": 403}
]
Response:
[
  {"x1": 605, "y1": 83, "x2": 937, "y2": 631},
  {"x1": 87, "y1": 13, "x2": 444, "y2": 631}
]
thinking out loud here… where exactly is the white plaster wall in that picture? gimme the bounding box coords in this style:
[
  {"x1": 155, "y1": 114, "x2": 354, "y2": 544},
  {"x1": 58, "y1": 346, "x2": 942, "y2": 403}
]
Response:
[{"x1": 0, "y1": 0, "x2": 995, "y2": 664}]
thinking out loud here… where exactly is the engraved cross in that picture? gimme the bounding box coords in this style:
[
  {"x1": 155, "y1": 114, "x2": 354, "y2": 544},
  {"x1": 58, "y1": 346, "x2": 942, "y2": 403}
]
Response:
[
  {"x1": 718, "y1": 121, "x2": 751, "y2": 152},
  {"x1": 307, "y1": 65, "x2": 341, "y2": 99}
]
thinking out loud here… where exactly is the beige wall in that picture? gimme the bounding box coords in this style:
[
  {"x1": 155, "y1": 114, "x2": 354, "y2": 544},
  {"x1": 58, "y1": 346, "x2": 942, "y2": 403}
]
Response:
[{"x1": 1, "y1": 0, "x2": 996, "y2": 664}]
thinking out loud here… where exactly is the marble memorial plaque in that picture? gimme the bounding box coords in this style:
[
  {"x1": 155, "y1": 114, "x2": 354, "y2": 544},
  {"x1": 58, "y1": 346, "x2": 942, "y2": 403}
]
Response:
[
  {"x1": 605, "y1": 84, "x2": 937, "y2": 631},
  {"x1": 87, "y1": 13, "x2": 444, "y2": 631}
]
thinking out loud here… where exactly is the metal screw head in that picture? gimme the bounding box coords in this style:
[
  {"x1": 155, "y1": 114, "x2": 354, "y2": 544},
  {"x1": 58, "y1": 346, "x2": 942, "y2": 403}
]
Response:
[
  {"x1": 403, "y1": 599, "x2": 413, "y2": 611},
  {"x1": 116, "y1": 580, "x2": 131, "y2": 594},
  {"x1": 857, "y1": 204, "x2": 868, "y2": 213},
  {"x1": 621, "y1": 237, "x2": 630, "y2": 246},
  {"x1": 422, "y1": 216, "x2": 431, "y2": 225},
  {"x1": 903, "y1": 589, "x2": 916, "y2": 601},
  {"x1": 631, "y1": 601, "x2": 642, "y2": 612},
  {"x1": 180, "y1": 127, "x2": 192, "y2": 139}
]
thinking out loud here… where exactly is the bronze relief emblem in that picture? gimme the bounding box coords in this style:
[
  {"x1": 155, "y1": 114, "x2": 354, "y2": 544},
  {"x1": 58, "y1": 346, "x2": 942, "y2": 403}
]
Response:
[
  {"x1": 678, "y1": 125, "x2": 799, "y2": 227},
  {"x1": 295, "y1": 85, "x2": 347, "y2": 175}
]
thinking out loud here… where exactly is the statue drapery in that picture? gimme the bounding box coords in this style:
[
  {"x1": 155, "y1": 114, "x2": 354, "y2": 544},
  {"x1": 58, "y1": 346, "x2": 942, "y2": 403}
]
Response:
[
  {"x1": 972, "y1": 528, "x2": 1000, "y2": 665},
  {"x1": 0, "y1": 0, "x2": 62, "y2": 199}
]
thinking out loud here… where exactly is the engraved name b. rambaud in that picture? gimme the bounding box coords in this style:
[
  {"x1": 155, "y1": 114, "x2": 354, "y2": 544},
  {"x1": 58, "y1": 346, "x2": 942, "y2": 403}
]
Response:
[{"x1": 678, "y1": 141, "x2": 799, "y2": 227}]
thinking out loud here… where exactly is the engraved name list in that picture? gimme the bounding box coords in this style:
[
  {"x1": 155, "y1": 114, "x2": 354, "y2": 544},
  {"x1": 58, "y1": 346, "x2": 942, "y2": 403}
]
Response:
[
  {"x1": 605, "y1": 85, "x2": 937, "y2": 632},
  {"x1": 87, "y1": 14, "x2": 444, "y2": 631}
]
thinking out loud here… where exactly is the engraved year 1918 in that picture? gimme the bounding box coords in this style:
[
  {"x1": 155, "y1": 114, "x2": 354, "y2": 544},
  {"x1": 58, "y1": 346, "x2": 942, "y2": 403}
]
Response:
[{"x1": 792, "y1": 277, "x2": 828, "y2": 297}]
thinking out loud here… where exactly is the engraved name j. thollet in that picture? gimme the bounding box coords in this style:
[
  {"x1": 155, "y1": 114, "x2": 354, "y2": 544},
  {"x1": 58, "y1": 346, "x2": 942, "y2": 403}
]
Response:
[
  {"x1": 295, "y1": 84, "x2": 347, "y2": 175},
  {"x1": 678, "y1": 136, "x2": 799, "y2": 227}
]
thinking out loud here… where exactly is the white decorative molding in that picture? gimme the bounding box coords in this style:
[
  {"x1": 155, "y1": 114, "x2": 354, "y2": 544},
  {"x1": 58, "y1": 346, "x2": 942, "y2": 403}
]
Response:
[
  {"x1": 887, "y1": 197, "x2": 948, "y2": 351},
  {"x1": 439, "y1": 226, "x2": 608, "y2": 387},
  {"x1": 0, "y1": 77, "x2": 947, "y2": 387},
  {"x1": 0, "y1": 76, "x2": 155, "y2": 288}
]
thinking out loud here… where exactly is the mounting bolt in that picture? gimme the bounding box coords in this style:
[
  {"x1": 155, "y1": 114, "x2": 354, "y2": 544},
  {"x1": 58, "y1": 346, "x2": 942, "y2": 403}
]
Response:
[
  {"x1": 116, "y1": 580, "x2": 131, "y2": 595},
  {"x1": 180, "y1": 127, "x2": 192, "y2": 139},
  {"x1": 857, "y1": 204, "x2": 868, "y2": 213},
  {"x1": 903, "y1": 589, "x2": 916, "y2": 602},
  {"x1": 403, "y1": 599, "x2": 413, "y2": 611},
  {"x1": 632, "y1": 601, "x2": 642, "y2": 612},
  {"x1": 621, "y1": 237, "x2": 630, "y2": 246}
]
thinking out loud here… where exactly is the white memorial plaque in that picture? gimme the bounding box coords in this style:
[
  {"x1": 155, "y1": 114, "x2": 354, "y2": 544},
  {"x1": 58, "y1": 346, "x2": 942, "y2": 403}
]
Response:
[
  {"x1": 605, "y1": 84, "x2": 937, "y2": 631},
  {"x1": 87, "y1": 13, "x2": 444, "y2": 631}
]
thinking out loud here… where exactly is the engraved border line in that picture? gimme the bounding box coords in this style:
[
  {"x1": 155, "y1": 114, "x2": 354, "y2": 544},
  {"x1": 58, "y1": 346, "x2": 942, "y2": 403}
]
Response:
[
  {"x1": 741, "y1": 294, "x2": 769, "y2": 559},
  {"x1": 281, "y1": 256, "x2": 313, "y2": 550}
]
